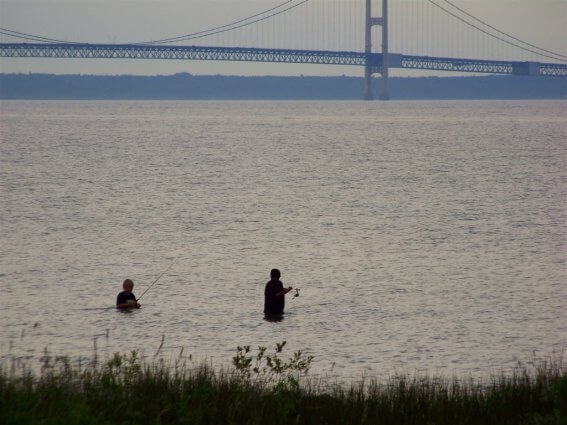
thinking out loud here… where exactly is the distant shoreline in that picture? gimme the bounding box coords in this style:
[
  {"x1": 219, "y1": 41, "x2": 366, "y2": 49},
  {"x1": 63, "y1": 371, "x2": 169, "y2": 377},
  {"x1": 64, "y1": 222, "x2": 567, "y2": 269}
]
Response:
[{"x1": 1, "y1": 72, "x2": 565, "y2": 100}]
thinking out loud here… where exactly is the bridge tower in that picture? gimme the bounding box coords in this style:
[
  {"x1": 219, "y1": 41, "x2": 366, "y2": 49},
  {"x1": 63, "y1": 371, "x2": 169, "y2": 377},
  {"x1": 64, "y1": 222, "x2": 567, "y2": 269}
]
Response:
[{"x1": 364, "y1": 0, "x2": 389, "y2": 100}]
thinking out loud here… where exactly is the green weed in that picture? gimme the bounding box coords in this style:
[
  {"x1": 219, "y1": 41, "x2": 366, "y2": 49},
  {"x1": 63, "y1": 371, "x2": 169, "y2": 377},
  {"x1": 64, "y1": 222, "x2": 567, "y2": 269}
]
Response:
[{"x1": 0, "y1": 344, "x2": 565, "y2": 425}]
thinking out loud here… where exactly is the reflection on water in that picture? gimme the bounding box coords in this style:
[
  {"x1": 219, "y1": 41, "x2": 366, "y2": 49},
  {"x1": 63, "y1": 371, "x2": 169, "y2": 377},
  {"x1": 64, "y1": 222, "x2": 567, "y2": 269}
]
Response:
[
  {"x1": 0, "y1": 100, "x2": 566, "y2": 379},
  {"x1": 264, "y1": 314, "x2": 285, "y2": 323}
]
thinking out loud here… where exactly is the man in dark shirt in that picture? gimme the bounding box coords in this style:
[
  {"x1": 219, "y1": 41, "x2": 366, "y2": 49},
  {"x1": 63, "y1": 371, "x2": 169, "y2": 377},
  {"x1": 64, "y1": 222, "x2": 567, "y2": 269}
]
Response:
[
  {"x1": 116, "y1": 279, "x2": 140, "y2": 309},
  {"x1": 264, "y1": 269, "x2": 292, "y2": 316}
]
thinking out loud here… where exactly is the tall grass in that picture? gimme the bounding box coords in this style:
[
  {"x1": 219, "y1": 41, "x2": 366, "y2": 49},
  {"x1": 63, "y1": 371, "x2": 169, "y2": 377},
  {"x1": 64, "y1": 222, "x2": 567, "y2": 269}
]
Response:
[{"x1": 1, "y1": 345, "x2": 565, "y2": 425}]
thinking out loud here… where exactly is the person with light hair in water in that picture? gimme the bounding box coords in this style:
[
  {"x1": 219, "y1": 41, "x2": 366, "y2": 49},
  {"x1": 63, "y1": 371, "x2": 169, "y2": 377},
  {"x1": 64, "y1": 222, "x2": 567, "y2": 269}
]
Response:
[{"x1": 116, "y1": 279, "x2": 140, "y2": 309}]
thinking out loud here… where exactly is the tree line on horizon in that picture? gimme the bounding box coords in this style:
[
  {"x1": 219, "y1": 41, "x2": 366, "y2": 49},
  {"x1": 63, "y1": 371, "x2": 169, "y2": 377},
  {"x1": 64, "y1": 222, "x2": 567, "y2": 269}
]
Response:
[{"x1": 0, "y1": 72, "x2": 565, "y2": 100}]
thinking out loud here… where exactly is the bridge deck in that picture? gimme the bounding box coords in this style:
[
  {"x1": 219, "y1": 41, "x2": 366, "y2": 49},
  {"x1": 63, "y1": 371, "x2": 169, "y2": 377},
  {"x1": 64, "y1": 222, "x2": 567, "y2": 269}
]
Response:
[{"x1": 1, "y1": 43, "x2": 566, "y2": 76}]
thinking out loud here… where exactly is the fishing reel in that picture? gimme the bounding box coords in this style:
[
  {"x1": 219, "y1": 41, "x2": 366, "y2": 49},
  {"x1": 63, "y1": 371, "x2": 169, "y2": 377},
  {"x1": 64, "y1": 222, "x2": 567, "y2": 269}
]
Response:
[{"x1": 293, "y1": 288, "x2": 300, "y2": 298}]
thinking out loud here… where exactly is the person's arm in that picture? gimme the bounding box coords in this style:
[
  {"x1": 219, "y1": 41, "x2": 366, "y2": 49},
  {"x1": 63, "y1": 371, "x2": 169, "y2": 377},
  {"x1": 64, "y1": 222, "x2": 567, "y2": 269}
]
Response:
[
  {"x1": 276, "y1": 287, "x2": 293, "y2": 297},
  {"x1": 116, "y1": 301, "x2": 141, "y2": 309},
  {"x1": 129, "y1": 296, "x2": 141, "y2": 308},
  {"x1": 117, "y1": 293, "x2": 126, "y2": 309},
  {"x1": 116, "y1": 294, "x2": 140, "y2": 309}
]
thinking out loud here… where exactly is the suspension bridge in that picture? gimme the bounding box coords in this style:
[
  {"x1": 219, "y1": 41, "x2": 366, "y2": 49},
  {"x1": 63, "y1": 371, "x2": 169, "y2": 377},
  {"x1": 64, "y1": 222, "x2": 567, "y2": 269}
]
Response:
[{"x1": 1, "y1": 0, "x2": 566, "y2": 100}]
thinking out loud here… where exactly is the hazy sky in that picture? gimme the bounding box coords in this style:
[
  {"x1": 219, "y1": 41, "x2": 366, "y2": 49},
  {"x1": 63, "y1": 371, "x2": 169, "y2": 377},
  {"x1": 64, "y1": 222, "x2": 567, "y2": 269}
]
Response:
[{"x1": 1, "y1": 0, "x2": 565, "y2": 76}]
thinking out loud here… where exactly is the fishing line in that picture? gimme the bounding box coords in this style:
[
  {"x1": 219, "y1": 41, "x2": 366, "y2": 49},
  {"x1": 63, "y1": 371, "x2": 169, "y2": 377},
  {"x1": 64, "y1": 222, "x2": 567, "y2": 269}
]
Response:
[{"x1": 137, "y1": 254, "x2": 180, "y2": 302}]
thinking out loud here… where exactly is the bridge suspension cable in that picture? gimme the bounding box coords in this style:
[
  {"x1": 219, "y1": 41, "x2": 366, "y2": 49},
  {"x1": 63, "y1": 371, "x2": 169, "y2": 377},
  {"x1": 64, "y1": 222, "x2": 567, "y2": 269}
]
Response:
[
  {"x1": 427, "y1": 0, "x2": 567, "y2": 63},
  {"x1": 0, "y1": 0, "x2": 313, "y2": 48},
  {"x1": 0, "y1": 27, "x2": 78, "y2": 44},
  {"x1": 136, "y1": 0, "x2": 311, "y2": 45},
  {"x1": 438, "y1": 0, "x2": 567, "y2": 60}
]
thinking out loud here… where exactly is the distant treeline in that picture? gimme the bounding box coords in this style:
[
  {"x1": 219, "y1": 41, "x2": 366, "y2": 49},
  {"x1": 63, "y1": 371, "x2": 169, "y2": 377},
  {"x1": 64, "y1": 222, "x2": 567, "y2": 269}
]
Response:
[{"x1": 0, "y1": 72, "x2": 565, "y2": 100}]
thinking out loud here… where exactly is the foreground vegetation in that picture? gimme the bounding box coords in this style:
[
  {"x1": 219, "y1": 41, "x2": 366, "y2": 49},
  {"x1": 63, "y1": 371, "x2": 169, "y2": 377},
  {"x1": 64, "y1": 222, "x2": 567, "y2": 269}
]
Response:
[{"x1": 1, "y1": 343, "x2": 565, "y2": 425}]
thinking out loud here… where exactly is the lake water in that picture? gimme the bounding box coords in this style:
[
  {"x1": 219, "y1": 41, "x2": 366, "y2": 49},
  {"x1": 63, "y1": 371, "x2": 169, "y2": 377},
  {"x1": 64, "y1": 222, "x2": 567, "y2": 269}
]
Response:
[{"x1": 1, "y1": 100, "x2": 566, "y2": 380}]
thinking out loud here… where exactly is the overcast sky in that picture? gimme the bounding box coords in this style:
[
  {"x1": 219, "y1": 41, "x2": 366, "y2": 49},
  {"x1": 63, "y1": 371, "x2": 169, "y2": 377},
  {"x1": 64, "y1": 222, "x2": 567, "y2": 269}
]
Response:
[{"x1": 1, "y1": 0, "x2": 565, "y2": 76}]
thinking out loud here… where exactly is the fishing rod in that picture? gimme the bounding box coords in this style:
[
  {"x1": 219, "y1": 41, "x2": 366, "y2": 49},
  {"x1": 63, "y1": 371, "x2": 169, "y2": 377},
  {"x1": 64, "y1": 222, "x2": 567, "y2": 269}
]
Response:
[{"x1": 137, "y1": 255, "x2": 180, "y2": 302}]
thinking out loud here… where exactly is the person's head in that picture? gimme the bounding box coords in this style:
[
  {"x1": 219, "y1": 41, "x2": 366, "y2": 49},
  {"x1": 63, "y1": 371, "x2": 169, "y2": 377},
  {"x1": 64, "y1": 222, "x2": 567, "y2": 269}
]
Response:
[
  {"x1": 123, "y1": 279, "x2": 134, "y2": 293},
  {"x1": 270, "y1": 269, "x2": 281, "y2": 280}
]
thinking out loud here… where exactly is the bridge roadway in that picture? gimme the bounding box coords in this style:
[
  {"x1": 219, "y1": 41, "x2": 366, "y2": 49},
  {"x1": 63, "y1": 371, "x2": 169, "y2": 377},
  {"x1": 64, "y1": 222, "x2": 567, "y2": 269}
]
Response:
[{"x1": 1, "y1": 43, "x2": 566, "y2": 76}]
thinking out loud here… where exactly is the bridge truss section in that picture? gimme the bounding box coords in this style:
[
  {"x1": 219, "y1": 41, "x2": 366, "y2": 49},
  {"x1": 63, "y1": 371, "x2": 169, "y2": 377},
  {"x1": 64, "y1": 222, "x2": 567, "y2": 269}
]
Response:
[
  {"x1": 0, "y1": 43, "x2": 367, "y2": 67},
  {"x1": 400, "y1": 54, "x2": 567, "y2": 77},
  {"x1": 0, "y1": 43, "x2": 566, "y2": 77}
]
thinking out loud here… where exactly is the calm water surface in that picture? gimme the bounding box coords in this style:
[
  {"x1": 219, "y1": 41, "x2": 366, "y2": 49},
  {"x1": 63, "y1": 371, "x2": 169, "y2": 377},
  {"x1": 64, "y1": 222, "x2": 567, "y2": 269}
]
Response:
[{"x1": 1, "y1": 100, "x2": 566, "y2": 379}]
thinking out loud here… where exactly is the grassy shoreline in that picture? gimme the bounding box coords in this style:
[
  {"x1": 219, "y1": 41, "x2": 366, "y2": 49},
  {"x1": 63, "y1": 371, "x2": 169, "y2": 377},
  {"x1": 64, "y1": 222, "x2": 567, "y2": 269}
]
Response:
[{"x1": 1, "y1": 346, "x2": 566, "y2": 425}]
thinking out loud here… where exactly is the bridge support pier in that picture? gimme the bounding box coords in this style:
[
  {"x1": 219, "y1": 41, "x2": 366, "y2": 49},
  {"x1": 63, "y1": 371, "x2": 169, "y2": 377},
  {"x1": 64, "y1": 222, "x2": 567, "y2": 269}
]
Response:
[{"x1": 365, "y1": 0, "x2": 389, "y2": 100}]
